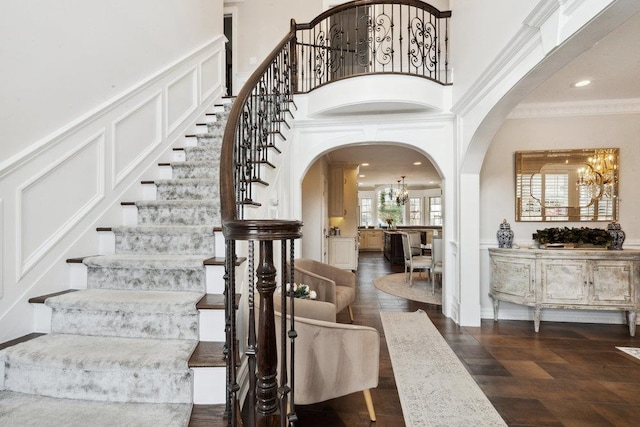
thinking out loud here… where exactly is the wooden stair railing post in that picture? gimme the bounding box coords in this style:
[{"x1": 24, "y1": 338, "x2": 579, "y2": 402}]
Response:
[{"x1": 255, "y1": 239, "x2": 280, "y2": 427}]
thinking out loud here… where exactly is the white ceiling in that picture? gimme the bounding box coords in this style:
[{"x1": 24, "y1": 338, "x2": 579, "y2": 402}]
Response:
[{"x1": 325, "y1": 9, "x2": 640, "y2": 190}]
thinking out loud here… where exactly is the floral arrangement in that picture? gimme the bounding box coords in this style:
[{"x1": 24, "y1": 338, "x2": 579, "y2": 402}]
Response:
[
  {"x1": 532, "y1": 227, "x2": 613, "y2": 247},
  {"x1": 277, "y1": 283, "x2": 317, "y2": 300}
]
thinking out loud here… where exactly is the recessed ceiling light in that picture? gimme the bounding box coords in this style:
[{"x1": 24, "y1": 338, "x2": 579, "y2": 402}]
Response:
[
  {"x1": 361, "y1": 163, "x2": 370, "y2": 167},
  {"x1": 359, "y1": 174, "x2": 366, "y2": 177},
  {"x1": 413, "y1": 162, "x2": 422, "y2": 165},
  {"x1": 572, "y1": 80, "x2": 591, "y2": 88}
]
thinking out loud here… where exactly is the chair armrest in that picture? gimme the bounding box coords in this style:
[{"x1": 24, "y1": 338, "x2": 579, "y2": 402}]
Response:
[
  {"x1": 274, "y1": 296, "x2": 336, "y2": 322},
  {"x1": 294, "y1": 267, "x2": 337, "y2": 304}
]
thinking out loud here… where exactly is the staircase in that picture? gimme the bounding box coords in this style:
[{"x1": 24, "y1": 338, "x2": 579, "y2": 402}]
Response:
[{"x1": 0, "y1": 101, "x2": 236, "y2": 426}]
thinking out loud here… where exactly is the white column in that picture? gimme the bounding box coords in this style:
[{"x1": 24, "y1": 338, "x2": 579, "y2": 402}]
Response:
[{"x1": 458, "y1": 173, "x2": 481, "y2": 326}]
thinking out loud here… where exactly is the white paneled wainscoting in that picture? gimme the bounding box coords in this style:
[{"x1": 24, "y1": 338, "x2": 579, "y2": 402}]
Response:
[{"x1": 0, "y1": 36, "x2": 226, "y2": 343}]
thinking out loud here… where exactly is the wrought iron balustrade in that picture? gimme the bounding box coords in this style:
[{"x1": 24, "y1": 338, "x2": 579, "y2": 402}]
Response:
[
  {"x1": 219, "y1": 1, "x2": 451, "y2": 426},
  {"x1": 294, "y1": 0, "x2": 451, "y2": 93}
]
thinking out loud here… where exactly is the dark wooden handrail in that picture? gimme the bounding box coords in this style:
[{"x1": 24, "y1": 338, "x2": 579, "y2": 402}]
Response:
[{"x1": 297, "y1": 0, "x2": 450, "y2": 30}]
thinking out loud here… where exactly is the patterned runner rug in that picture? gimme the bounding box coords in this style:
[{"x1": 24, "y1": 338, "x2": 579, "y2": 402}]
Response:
[
  {"x1": 617, "y1": 346, "x2": 640, "y2": 361},
  {"x1": 374, "y1": 273, "x2": 442, "y2": 305},
  {"x1": 380, "y1": 310, "x2": 507, "y2": 426}
]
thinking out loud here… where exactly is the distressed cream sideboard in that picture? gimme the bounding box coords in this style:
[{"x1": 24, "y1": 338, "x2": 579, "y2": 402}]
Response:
[{"x1": 489, "y1": 248, "x2": 640, "y2": 336}]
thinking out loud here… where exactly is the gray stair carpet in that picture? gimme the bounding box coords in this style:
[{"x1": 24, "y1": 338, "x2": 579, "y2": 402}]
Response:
[{"x1": 0, "y1": 105, "x2": 229, "y2": 425}]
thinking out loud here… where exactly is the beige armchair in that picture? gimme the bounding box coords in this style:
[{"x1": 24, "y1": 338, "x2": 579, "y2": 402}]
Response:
[
  {"x1": 290, "y1": 258, "x2": 356, "y2": 323},
  {"x1": 274, "y1": 310, "x2": 380, "y2": 421}
]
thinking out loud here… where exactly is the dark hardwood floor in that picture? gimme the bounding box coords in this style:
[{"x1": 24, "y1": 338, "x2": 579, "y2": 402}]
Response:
[{"x1": 293, "y1": 251, "x2": 640, "y2": 427}]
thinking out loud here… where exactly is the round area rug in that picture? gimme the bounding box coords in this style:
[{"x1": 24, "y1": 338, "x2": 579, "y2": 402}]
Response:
[{"x1": 374, "y1": 273, "x2": 442, "y2": 305}]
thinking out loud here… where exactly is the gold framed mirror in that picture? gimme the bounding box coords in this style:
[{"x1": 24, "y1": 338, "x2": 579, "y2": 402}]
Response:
[{"x1": 515, "y1": 148, "x2": 619, "y2": 222}]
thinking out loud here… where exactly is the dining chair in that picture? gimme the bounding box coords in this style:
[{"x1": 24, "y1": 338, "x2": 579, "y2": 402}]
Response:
[
  {"x1": 401, "y1": 232, "x2": 432, "y2": 287},
  {"x1": 431, "y1": 236, "x2": 443, "y2": 294}
]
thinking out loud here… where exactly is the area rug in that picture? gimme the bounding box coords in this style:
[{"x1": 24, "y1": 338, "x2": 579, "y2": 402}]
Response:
[
  {"x1": 380, "y1": 310, "x2": 507, "y2": 427},
  {"x1": 374, "y1": 273, "x2": 442, "y2": 305},
  {"x1": 616, "y1": 347, "x2": 640, "y2": 361}
]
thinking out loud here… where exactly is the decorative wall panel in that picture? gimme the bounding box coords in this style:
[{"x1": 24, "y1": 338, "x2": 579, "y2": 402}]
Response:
[
  {"x1": 167, "y1": 67, "x2": 198, "y2": 135},
  {"x1": 201, "y1": 50, "x2": 222, "y2": 101},
  {"x1": 17, "y1": 132, "x2": 105, "y2": 278},
  {"x1": 112, "y1": 92, "x2": 162, "y2": 187},
  {"x1": 0, "y1": 198, "x2": 3, "y2": 298}
]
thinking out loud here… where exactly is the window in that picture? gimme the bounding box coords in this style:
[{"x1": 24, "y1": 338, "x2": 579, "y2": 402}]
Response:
[
  {"x1": 409, "y1": 197, "x2": 421, "y2": 225},
  {"x1": 378, "y1": 188, "x2": 403, "y2": 226},
  {"x1": 429, "y1": 196, "x2": 442, "y2": 226},
  {"x1": 360, "y1": 198, "x2": 372, "y2": 226}
]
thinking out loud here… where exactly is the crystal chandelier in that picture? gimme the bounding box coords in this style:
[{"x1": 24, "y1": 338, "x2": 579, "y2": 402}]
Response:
[
  {"x1": 576, "y1": 149, "x2": 618, "y2": 201},
  {"x1": 395, "y1": 176, "x2": 410, "y2": 206}
]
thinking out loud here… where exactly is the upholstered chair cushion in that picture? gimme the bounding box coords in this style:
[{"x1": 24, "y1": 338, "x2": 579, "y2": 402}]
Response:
[{"x1": 292, "y1": 259, "x2": 356, "y2": 320}]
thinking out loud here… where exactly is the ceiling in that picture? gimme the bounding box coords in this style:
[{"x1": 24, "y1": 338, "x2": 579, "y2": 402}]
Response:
[{"x1": 325, "y1": 9, "x2": 640, "y2": 190}]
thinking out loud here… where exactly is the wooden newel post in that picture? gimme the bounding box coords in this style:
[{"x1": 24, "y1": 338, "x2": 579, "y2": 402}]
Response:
[{"x1": 256, "y1": 240, "x2": 280, "y2": 427}]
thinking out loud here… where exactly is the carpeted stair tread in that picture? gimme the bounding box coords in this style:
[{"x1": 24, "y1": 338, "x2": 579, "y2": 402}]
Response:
[
  {"x1": 134, "y1": 199, "x2": 221, "y2": 226},
  {"x1": 0, "y1": 334, "x2": 197, "y2": 371},
  {"x1": 84, "y1": 254, "x2": 211, "y2": 269},
  {"x1": 0, "y1": 391, "x2": 193, "y2": 427},
  {"x1": 45, "y1": 290, "x2": 202, "y2": 339},
  {"x1": 111, "y1": 225, "x2": 217, "y2": 255},
  {"x1": 135, "y1": 199, "x2": 219, "y2": 207},
  {"x1": 45, "y1": 289, "x2": 203, "y2": 313},
  {"x1": 1, "y1": 334, "x2": 197, "y2": 403},
  {"x1": 153, "y1": 178, "x2": 217, "y2": 185},
  {"x1": 83, "y1": 255, "x2": 209, "y2": 292},
  {"x1": 111, "y1": 225, "x2": 217, "y2": 234}
]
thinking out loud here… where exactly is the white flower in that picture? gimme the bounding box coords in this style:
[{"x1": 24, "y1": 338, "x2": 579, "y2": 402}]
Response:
[{"x1": 309, "y1": 290, "x2": 317, "y2": 300}]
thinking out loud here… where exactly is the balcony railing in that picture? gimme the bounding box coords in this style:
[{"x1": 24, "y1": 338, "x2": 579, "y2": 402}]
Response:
[{"x1": 220, "y1": 1, "x2": 451, "y2": 425}]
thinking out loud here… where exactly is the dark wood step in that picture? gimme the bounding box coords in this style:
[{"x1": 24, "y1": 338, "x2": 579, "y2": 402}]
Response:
[
  {"x1": 250, "y1": 160, "x2": 275, "y2": 169},
  {"x1": 189, "y1": 404, "x2": 227, "y2": 427},
  {"x1": 203, "y1": 256, "x2": 247, "y2": 267},
  {"x1": 240, "y1": 177, "x2": 268, "y2": 186},
  {"x1": 158, "y1": 162, "x2": 171, "y2": 167},
  {"x1": 120, "y1": 201, "x2": 136, "y2": 206},
  {"x1": 66, "y1": 256, "x2": 90, "y2": 264},
  {"x1": 0, "y1": 333, "x2": 45, "y2": 351},
  {"x1": 274, "y1": 118, "x2": 290, "y2": 129},
  {"x1": 197, "y1": 294, "x2": 240, "y2": 310},
  {"x1": 96, "y1": 227, "x2": 112, "y2": 232},
  {"x1": 188, "y1": 341, "x2": 226, "y2": 368},
  {"x1": 28, "y1": 289, "x2": 79, "y2": 304},
  {"x1": 237, "y1": 200, "x2": 261, "y2": 207}
]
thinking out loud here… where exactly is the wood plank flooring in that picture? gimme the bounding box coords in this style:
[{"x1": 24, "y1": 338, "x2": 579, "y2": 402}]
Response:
[{"x1": 292, "y1": 252, "x2": 640, "y2": 427}]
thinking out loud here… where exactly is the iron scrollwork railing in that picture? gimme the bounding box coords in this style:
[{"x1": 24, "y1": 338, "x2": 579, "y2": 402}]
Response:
[
  {"x1": 294, "y1": 0, "x2": 451, "y2": 93},
  {"x1": 220, "y1": 2, "x2": 451, "y2": 426},
  {"x1": 220, "y1": 20, "x2": 303, "y2": 427}
]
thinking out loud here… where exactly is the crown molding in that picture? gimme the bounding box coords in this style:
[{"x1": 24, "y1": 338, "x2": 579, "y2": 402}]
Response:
[{"x1": 508, "y1": 98, "x2": 640, "y2": 118}]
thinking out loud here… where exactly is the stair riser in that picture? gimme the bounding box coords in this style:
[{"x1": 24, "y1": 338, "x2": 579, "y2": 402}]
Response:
[
  {"x1": 2, "y1": 364, "x2": 193, "y2": 404},
  {"x1": 87, "y1": 266, "x2": 207, "y2": 292},
  {"x1": 137, "y1": 205, "x2": 220, "y2": 226},
  {"x1": 196, "y1": 134, "x2": 223, "y2": 145},
  {"x1": 33, "y1": 304, "x2": 225, "y2": 342},
  {"x1": 171, "y1": 164, "x2": 219, "y2": 179},
  {"x1": 70, "y1": 262, "x2": 226, "y2": 294},
  {"x1": 50, "y1": 309, "x2": 199, "y2": 340},
  {"x1": 193, "y1": 367, "x2": 226, "y2": 404},
  {"x1": 115, "y1": 232, "x2": 216, "y2": 255},
  {"x1": 184, "y1": 149, "x2": 221, "y2": 162},
  {"x1": 205, "y1": 124, "x2": 225, "y2": 135},
  {"x1": 156, "y1": 183, "x2": 219, "y2": 201}
]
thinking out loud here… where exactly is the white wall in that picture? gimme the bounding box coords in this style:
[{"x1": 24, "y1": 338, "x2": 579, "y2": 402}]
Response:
[
  {"x1": 479, "y1": 111, "x2": 640, "y2": 322},
  {"x1": 0, "y1": 0, "x2": 225, "y2": 342},
  {"x1": 1, "y1": 0, "x2": 223, "y2": 163},
  {"x1": 301, "y1": 158, "x2": 328, "y2": 260},
  {"x1": 230, "y1": 0, "x2": 323, "y2": 89},
  {"x1": 449, "y1": 0, "x2": 538, "y2": 107}
]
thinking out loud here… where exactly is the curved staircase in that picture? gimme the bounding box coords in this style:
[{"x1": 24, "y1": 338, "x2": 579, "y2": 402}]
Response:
[{"x1": 0, "y1": 101, "x2": 236, "y2": 426}]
